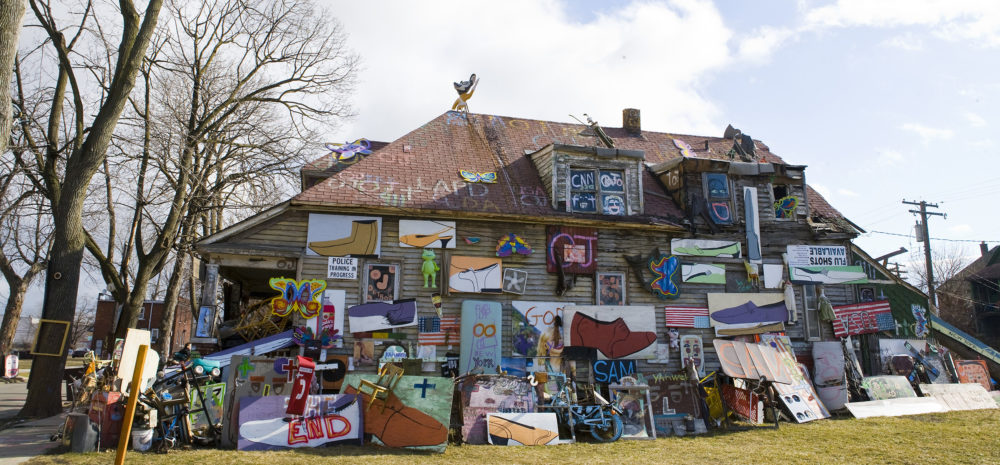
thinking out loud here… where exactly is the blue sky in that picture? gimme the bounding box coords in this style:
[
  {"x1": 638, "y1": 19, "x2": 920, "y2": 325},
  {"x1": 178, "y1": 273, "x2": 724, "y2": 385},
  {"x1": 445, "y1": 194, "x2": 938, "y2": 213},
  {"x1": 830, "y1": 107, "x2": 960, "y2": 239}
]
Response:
[{"x1": 326, "y1": 0, "x2": 1000, "y2": 280}]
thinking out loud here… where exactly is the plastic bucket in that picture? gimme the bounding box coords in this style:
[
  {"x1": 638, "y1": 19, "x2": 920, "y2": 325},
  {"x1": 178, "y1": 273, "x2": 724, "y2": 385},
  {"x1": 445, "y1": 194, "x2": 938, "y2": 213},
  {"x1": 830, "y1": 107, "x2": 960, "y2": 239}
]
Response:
[{"x1": 131, "y1": 428, "x2": 153, "y2": 451}]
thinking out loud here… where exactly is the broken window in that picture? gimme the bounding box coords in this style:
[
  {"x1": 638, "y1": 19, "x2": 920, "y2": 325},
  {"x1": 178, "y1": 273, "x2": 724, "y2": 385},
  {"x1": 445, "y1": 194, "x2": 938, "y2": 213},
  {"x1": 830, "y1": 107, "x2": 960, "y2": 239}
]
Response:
[
  {"x1": 570, "y1": 168, "x2": 626, "y2": 216},
  {"x1": 770, "y1": 183, "x2": 799, "y2": 220}
]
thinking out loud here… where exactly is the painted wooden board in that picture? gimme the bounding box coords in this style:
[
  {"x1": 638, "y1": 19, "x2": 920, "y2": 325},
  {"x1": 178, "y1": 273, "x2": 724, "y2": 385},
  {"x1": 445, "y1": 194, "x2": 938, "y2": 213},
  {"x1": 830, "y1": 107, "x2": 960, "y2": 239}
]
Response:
[
  {"x1": 846, "y1": 397, "x2": 947, "y2": 419},
  {"x1": 563, "y1": 305, "x2": 657, "y2": 359},
  {"x1": 306, "y1": 213, "x2": 382, "y2": 257},
  {"x1": 3, "y1": 354, "x2": 17, "y2": 378},
  {"x1": 461, "y1": 300, "x2": 503, "y2": 374},
  {"x1": 398, "y1": 220, "x2": 456, "y2": 248},
  {"x1": 860, "y1": 376, "x2": 917, "y2": 400},
  {"x1": 237, "y1": 394, "x2": 363, "y2": 450},
  {"x1": 707, "y1": 293, "x2": 787, "y2": 336},
  {"x1": 460, "y1": 375, "x2": 536, "y2": 444},
  {"x1": 928, "y1": 313, "x2": 1000, "y2": 365},
  {"x1": 342, "y1": 374, "x2": 452, "y2": 452},
  {"x1": 593, "y1": 359, "x2": 637, "y2": 384},
  {"x1": 955, "y1": 359, "x2": 992, "y2": 392},
  {"x1": 418, "y1": 316, "x2": 460, "y2": 346},
  {"x1": 681, "y1": 263, "x2": 726, "y2": 284},
  {"x1": 487, "y1": 413, "x2": 561, "y2": 446},
  {"x1": 546, "y1": 226, "x2": 598, "y2": 274},
  {"x1": 789, "y1": 265, "x2": 868, "y2": 285},
  {"x1": 680, "y1": 335, "x2": 704, "y2": 377},
  {"x1": 760, "y1": 338, "x2": 830, "y2": 422},
  {"x1": 919, "y1": 383, "x2": 998, "y2": 411},
  {"x1": 812, "y1": 341, "x2": 848, "y2": 411},
  {"x1": 347, "y1": 299, "x2": 418, "y2": 333},
  {"x1": 646, "y1": 372, "x2": 702, "y2": 418},
  {"x1": 712, "y1": 339, "x2": 794, "y2": 385},
  {"x1": 221, "y1": 356, "x2": 291, "y2": 448},
  {"x1": 189, "y1": 382, "x2": 226, "y2": 430},
  {"x1": 744, "y1": 187, "x2": 762, "y2": 263},
  {"x1": 114, "y1": 328, "x2": 158, "y2": 393},
  {"x1": 830, "y1": 300, "x2": 894, "y2": 337},
  {"x1": 449, "y1": 256, "x2": 503, "y2": 293},
  {"x1": 664, "y1": 305, "x2": 710, "y2": 328},
  {"x1": 321, "y1": 290, "x2": 346, "y2": 349},
  {"x1": 670, "y1": 238, "x2": 741, "y2": 258},
  {"x1": 511, "y1": 301, "x2": 571, "y2": 357}
]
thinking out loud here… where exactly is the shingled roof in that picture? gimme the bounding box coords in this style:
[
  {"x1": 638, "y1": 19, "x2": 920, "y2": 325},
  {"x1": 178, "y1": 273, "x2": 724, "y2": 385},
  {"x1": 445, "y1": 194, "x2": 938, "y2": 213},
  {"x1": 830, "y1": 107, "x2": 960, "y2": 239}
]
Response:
[{"x1": 293, "y1": 110, "x2": 851, "y2": 231}]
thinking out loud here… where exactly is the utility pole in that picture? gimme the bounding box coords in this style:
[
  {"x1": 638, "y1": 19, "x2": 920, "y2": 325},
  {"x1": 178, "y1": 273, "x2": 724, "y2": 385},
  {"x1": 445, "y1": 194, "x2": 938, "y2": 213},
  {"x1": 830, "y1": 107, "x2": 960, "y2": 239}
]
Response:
[{"x1": 903, "y1": 200, "x2": 945, "y2": 309}]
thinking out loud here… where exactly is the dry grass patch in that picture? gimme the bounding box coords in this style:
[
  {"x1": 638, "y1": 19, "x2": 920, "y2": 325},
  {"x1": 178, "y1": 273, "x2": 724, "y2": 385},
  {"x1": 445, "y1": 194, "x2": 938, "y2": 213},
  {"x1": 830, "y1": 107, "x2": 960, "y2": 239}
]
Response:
[{"x1": 26, "y1": 410, "x2": 1000, "y2": 465}]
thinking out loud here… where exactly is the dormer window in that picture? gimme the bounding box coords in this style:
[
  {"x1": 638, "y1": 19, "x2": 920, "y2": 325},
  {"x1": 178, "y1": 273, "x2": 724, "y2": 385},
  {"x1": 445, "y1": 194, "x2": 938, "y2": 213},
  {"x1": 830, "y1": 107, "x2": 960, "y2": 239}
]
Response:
[{"x1": 570, "y1": 169, "x2": 626, "y2": 215}]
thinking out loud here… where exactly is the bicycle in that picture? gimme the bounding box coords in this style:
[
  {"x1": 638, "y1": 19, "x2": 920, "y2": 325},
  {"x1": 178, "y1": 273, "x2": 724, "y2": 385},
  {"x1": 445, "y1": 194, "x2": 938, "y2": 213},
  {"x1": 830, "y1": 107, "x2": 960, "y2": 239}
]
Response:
[{"x1": 536, "y1": 372, "x2": 624, "y2": 443}]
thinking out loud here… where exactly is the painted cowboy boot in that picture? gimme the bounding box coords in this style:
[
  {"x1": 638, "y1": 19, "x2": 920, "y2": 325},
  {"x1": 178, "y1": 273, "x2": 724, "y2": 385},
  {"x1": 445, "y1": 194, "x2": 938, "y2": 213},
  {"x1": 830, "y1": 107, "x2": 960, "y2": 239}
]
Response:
[
  {"x1": 342, "y1": 385, "x2": 447, "y2": 447},
  {"x1": 569, "y1": 312, "x2": 656, "y2": 359},
  {"x1": 308, "y1": 220, "x2": 378, "y2": 256}
]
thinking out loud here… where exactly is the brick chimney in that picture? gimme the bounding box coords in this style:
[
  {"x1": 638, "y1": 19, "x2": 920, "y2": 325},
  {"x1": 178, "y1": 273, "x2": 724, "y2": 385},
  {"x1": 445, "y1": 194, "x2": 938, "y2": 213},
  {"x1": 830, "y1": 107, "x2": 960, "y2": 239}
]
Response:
[
  {"x1": 982, "y1": 241, "x2": 990, "y2": 257},
  {"x1": 623, "y1": 108, "x2": 641, "y2": 135}
]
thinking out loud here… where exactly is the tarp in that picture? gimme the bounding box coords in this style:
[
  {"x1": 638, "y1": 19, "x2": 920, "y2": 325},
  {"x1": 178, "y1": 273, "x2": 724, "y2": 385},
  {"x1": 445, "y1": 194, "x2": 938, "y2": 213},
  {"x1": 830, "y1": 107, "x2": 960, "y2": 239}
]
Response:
[{"x1": 203, "y1": 330, "x2": 295, "y2": 368}]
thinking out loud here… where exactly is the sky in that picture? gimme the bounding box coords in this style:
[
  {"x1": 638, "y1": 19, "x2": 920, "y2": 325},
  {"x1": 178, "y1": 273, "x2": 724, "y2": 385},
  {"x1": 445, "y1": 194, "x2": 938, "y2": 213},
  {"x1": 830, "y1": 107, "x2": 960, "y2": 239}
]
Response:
[{"x1": 323, "y1": 0, "x2": 1000, "y2": 278}]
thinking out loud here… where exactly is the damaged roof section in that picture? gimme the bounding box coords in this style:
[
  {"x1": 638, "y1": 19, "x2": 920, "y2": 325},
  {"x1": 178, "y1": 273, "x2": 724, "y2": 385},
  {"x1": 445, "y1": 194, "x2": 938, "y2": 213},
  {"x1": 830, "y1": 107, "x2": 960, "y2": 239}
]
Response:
[{"x1": 293, "y1": 110, "x2": 858, "y2": 233}]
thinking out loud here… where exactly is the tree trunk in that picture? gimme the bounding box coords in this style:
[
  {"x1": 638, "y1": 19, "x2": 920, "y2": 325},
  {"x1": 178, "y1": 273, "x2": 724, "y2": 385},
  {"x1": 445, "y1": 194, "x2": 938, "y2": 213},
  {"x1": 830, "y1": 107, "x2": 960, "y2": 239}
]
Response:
[
  {"x1": 0, "y1": 280, "x2": 27, "y2": 358},
  {"x1": 0, "y1": 0, "x2": 26, "y2": 158},
  {"x1": 112, "y1": 264, "x2": 157, "y2": 342},
  {"x1": 158, "y1": 251, "x2": 188, "y2": 356},
  {"x1": 21, "y1": 205, "x2": 84, "y2": 417}
]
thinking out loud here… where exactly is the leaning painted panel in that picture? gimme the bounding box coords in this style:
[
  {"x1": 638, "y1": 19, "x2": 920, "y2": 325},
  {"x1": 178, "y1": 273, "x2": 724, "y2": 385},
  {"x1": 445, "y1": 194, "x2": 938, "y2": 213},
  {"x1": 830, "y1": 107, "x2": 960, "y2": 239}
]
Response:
[{"x1": 237, "y1": 394, "x2": 363, "y2": 450}]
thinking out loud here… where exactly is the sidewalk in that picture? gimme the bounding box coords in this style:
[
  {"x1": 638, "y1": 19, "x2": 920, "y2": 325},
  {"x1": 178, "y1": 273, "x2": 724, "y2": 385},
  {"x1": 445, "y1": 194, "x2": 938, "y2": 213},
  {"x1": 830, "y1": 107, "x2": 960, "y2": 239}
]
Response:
[{"x1": 0, "y1": 380, "x2": 69, "y2": 465}]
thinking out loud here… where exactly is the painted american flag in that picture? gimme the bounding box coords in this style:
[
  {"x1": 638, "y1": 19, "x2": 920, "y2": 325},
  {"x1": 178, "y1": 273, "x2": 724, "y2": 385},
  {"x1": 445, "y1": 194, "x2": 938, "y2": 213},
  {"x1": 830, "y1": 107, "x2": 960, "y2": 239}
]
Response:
[
  {"x1": 418, "y1": 316, "x2": 461, "y2": 345},
  {"x1": 831, "y1": 300, "x2": 894, "y2": 338},
  {"x1": 664, "y1": 305, "x2": 711, "y2": 328}
]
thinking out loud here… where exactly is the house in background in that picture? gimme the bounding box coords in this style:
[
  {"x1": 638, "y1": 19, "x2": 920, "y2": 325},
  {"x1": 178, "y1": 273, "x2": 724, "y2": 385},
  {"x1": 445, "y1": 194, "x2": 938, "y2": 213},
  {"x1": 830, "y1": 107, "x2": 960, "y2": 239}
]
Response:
[
  {"x1": 936, "y1": 244, "x2": 1000, "y2": 376},
  {"x1": 91, "y1": 295, "x2": 192, "y2": 358}
]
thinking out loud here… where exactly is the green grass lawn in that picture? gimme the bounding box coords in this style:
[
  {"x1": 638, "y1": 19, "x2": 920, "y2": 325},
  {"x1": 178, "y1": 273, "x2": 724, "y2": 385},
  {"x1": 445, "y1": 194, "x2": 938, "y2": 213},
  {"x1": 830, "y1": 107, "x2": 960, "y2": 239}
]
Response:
[{"x1": 24, "y1": 409, "x2": 1000, "y2": 465}]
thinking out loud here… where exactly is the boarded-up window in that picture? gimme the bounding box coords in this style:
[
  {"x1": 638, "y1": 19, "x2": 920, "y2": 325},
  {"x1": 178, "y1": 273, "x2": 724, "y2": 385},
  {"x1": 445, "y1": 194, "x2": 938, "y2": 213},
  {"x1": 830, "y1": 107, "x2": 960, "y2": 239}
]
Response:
[{"x1": 570, "y1": 168, "x2": 626, "y2": 216}]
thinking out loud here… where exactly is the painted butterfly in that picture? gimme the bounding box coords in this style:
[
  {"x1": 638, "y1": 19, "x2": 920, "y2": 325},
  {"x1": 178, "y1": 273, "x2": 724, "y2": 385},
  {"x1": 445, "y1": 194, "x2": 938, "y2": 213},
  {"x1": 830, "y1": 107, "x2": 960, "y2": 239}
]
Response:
[
  {"x1": 648, "y1": 254, "x2": 680, "y2": 299},
  {"x1": 459, "y1": 170, "x2": 497, "y2": 183},
  {"x1": 269, "y1": 277, "x2": 327, "y2": 318},
  {"x1": 496, "y1": 233, "x2": 532, "y2": 257}
]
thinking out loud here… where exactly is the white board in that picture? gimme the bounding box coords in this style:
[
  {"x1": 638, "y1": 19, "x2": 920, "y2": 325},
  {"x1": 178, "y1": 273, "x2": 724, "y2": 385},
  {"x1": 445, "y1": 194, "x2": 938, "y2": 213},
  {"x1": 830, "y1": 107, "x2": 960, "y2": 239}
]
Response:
[
  {"x1": 846, "y1": 397, "x2": 947, "y2": 419},
  {"x1": 918, "y1": 383, "x2": 998, "y2": 411}
]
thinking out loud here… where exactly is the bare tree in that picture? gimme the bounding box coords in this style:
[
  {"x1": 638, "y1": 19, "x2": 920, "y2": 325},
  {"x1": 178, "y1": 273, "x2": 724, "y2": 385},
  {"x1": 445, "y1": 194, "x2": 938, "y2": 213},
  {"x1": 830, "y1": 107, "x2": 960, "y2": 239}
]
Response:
[
  {"x1": 907, "y1": 242, "x2": 972, "y2": 303},
  {"x1": 0, "y1": 135, "x2": 51, "y2": 360},
  {"x1": 82, "y1": 0, "x2": 357, "y2": 353},
  {"x1": 67, "y1": 301, "x2": 95, "y2": 350},
  {"x1": 12, "y1": 0, "x2": 163, "y2": 418},
  {"x1": 0, "y1": 0, "x2": 27, "y2": 157}
]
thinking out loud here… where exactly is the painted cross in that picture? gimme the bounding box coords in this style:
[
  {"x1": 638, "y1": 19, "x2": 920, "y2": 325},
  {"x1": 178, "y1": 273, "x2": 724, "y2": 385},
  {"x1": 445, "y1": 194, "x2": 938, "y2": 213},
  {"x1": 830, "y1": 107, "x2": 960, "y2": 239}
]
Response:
[
  {"x1": 414, "y1": 378, "x2": 436, "y2": 398},
  {"x1": 282, "y1": 358, "x2": 297, "y2": 382},
  {"x1": 237, "y1": 357, "x2": 254, "y2": 378}
]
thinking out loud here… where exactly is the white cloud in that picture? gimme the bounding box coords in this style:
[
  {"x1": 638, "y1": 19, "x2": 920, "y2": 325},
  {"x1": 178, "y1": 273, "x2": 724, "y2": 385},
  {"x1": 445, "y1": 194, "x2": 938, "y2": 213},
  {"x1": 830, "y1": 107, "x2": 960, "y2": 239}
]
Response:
[
  {"x1": 964, "y1": 111, "x2": 987, "y2": 127},
  {"x1": 900, "y1": 123, "x2": 954, "y2": 144},
  {"x1": 327, "y1": 0, "x2": 736, "y2": 142},
  {"x1": 800, "y1": 0, "x2": 1000, "y2": 47},
  {"x1": 837, "y1": 188, "x2": 860, "y2": 197},
  {"x1": 876, "y1": 149, "x2": 904, "y2": 166},
  {"x1": 881, "y1": 33, "x2": 924, "y2": 51},
  {"x1": 737, "y1": 26, "x2": 796, "y2": 62}
]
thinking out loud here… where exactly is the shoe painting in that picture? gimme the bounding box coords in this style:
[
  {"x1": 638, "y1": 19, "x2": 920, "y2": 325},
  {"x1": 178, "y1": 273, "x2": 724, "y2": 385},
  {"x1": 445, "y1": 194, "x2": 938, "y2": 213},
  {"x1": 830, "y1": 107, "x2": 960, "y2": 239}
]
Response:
[
  {"x1": 562, "y1": 305, "x2": 657, "y2": 360},
  {"x1": 237, "y1": 394, "x2": 363, "y2": 451},
  {"x1": 306, "y1": 214, "x2": 382, "y2": 257},
  {"x1": 707, "y1": 293, "x2": 788, "y2": 335},
  {"x1": 670, "y1": 238, "x2": 742, "y2": 258},
  {"x1": 347, "y1": 300, "x2": 418, "y2": 333},
  {"x1": 487, "y1": 413, "x2": 561, "y2": 446},
  {"x1": 342, "y1": 374, "x2": 454, "y2": 452},
  {"x1": 448, "y1": 256, "x2": 503, "y2": 293},
  {"x1": 398, "y1": 220, "x2": 456, "y2": 248}
]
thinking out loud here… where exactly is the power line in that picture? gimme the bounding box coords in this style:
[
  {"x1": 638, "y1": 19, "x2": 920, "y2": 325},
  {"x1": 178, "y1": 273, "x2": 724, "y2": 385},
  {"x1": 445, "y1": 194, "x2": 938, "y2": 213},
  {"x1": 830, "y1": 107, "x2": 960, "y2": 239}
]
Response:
[{"x1": 866, "y1": 230, "x2": 1000, "y2": 244}]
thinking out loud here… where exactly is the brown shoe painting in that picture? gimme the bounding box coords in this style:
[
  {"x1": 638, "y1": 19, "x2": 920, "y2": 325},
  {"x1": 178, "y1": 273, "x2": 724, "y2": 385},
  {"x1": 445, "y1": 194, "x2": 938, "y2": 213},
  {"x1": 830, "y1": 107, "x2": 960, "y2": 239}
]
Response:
[
  {"x1": 309, "y1": 220, "x2": 379, "y2": 256},
  {"x1": 488, "y1": 416, "x2": 559, "y2": 446},
  {"x1": 570, "y1": 312, "x2": 656, "y2": 359},
  {"x1": 342, "y1": 385, "x2": 447, "y2": 448}
]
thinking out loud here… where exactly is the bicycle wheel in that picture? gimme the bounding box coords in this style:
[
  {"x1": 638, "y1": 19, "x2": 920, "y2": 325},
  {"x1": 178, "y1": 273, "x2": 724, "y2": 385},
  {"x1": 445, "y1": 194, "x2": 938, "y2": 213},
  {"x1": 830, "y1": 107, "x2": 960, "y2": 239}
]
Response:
[{"x1": 590, "y1": 414, "x2": 623, "y2": 443}]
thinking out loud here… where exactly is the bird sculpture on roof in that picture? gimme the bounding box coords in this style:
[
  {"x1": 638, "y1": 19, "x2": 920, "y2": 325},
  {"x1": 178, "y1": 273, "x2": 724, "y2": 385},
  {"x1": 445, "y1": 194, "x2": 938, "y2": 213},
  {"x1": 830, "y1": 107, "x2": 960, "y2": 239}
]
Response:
[{"x1": 452, "y1": 73, "x2": 479, "y2": 113}]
